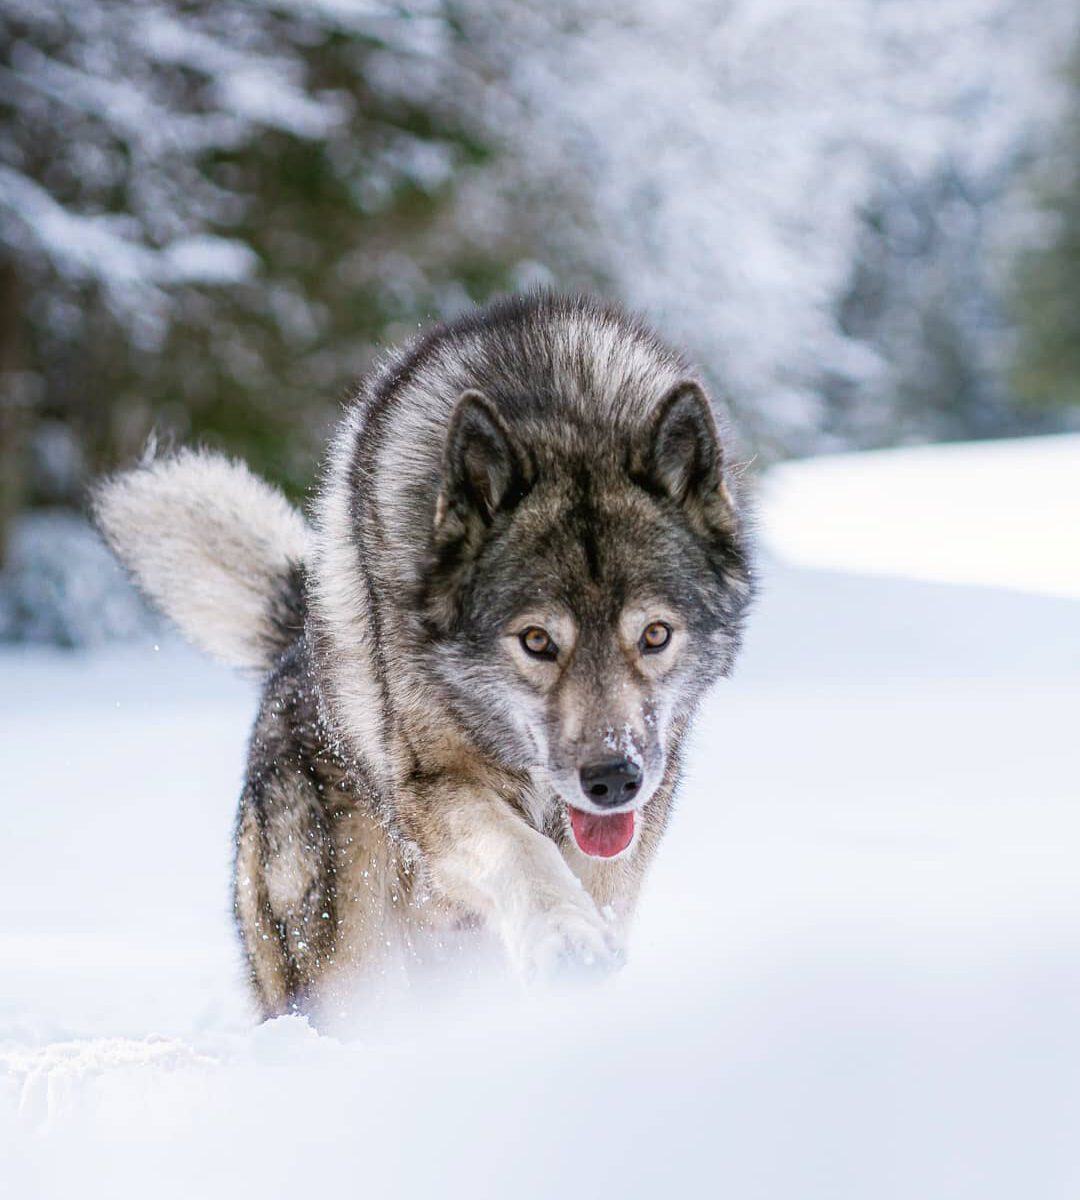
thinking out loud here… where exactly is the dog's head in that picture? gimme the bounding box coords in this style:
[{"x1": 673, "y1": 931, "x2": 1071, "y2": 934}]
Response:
[{"x1": 421, "y1": 378, "x2": 752, "y2": 860}]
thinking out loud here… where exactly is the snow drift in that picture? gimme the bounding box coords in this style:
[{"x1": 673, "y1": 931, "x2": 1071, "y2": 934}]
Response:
[{"x1": 2, "y1": 435, "x2": 1078, "y2": 1198}]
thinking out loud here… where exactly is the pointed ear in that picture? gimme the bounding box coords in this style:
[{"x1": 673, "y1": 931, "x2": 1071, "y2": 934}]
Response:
[
  {"x1": 643, "y1": 381, "x2": 724, "y2": 505},
  {"x1": 435, "y1": 389, "x2": 529, "y2": 529}
]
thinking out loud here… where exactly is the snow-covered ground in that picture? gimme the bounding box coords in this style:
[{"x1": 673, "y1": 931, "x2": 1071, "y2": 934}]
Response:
[
  {"x1": 2, "y1": 436, "x2": 1078, "y2": 1198},
  {"x1": 764, "y1": 433, "x2": 1080, "y2": 599}
]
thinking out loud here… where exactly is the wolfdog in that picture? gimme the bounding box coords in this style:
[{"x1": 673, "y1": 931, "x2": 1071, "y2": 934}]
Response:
[{"x1": 94, "y1": 293, "x2": 754, "y2": 1018}]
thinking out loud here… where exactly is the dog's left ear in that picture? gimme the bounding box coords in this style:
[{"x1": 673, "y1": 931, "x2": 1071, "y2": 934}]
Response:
[
  {"x1": 635, "y1": 381, "x2": 737, "y2": 534},
  {"x1": 435, "y1": 389, "x2": 529, "y2": 532},
  {"x1": 637, "y1": 377, "x2": 719, "y2": 489}
]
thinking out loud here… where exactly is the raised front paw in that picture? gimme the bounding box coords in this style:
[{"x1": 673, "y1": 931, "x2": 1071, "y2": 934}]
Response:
[{"x1": 510, "y1": 898, "x2": 626, "y2": 983}]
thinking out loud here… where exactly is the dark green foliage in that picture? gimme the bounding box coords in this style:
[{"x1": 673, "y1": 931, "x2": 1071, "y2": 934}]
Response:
[
  {"x1": 0, "y1": 1, "x2": 516, "y2": 528},
  {"x1": 1011, "y1": 39, "x2": 1080, "y2": 412}
]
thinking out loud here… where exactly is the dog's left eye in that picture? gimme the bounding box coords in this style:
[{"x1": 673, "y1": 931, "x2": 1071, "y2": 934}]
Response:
[
  {"x1": 521, "y1": 626, "x2": 558, "y2": 660},
  {"x1": 640, "y1": 621, "x2": 672, "y2": 653}
]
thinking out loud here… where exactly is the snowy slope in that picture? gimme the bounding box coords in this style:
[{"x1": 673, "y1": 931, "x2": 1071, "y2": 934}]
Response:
[
  {"x1": 2, "y1": 436, "x2": 1079, "y2": 1198},
  {"x1": 764, "y1": 433, "x2": 1080, "y2": 599}
]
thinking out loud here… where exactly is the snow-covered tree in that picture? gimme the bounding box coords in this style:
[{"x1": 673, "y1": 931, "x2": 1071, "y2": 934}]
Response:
[
  {"x1": 458, "y1": 0, "x2": 1079, "y2": 455},
  {"x1": 0, "y1": 0, "x2": 510, "y2": 555}
]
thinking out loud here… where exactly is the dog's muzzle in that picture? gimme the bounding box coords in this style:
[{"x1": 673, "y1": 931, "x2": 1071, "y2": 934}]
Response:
[{"x1": 564, "y1": 757, "x2": 644, "y2": 858}]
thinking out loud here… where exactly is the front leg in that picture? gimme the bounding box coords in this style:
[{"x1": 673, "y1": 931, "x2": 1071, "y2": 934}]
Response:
[{"x1": 403, "y1": 772, "x2": 624, "y2": 980}]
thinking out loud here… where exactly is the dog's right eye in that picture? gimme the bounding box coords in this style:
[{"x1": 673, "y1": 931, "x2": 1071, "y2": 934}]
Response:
[{"x1": 520, "y1": 626, "x2": 557, "y2": 660}]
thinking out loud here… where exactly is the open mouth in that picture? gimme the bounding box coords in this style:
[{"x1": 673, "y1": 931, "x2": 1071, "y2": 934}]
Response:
[{"x1": 567, "y1": 805, "x2": 636, "y2": 858}]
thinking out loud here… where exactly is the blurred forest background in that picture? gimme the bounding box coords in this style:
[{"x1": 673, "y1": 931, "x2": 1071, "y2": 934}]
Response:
[{"x1": 1, "y1": 0, "x2": 1078, "y2": 643}]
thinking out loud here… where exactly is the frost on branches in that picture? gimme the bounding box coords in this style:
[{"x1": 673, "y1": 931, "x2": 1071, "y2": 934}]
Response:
[
  {"x1": 0, "y1": 0, "x2": 341, "y2": 333},
  {"x1": 0, "y1": 0, "x2": 500, "y2": 516},
  {"x1": 465, "y1": 0, "x2": 1079, "y2": 454}
]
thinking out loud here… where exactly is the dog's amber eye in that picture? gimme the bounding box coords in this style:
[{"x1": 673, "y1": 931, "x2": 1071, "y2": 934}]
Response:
[
  {"x1": 640, "y1": 621, "x2": 672, "y2": 653},
  {"x1": 521, "y1": 626, "x2": 557, "y2": 659}
]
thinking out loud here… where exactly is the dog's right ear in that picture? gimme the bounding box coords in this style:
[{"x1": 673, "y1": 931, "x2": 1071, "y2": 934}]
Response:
[{"x1": 435, "y1": 390, "x2": 529, "y2": 532}]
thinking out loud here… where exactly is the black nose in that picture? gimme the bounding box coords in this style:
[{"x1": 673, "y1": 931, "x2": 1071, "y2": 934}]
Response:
[{"x1": 578, "y1": 758, "x2": 642, "y2": 807}]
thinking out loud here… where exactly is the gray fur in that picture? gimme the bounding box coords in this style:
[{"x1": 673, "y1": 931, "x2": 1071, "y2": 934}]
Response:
[{"x1": 96, "y1": 293, "x2": 755, "y2": 1018}]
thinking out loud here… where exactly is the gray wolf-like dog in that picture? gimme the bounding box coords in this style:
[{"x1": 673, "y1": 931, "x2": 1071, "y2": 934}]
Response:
[{"x1": 94, "y1": 293, "x2": 754, "y2": 1019}]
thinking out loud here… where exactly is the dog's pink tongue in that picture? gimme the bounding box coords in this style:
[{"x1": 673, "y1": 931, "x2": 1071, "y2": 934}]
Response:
[{"x1": 568, "y1": 807, "x2": 635, "y2": 858}]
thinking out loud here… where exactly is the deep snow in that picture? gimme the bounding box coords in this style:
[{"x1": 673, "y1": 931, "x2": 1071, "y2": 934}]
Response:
[{"x1": 2, "y1": 437, "x2": 1078, "y2": 1197}]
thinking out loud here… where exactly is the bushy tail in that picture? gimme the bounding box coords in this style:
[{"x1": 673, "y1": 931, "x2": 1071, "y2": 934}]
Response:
[{"x1": 92, "y1": 448, "x2": 310, "y2": 672}]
